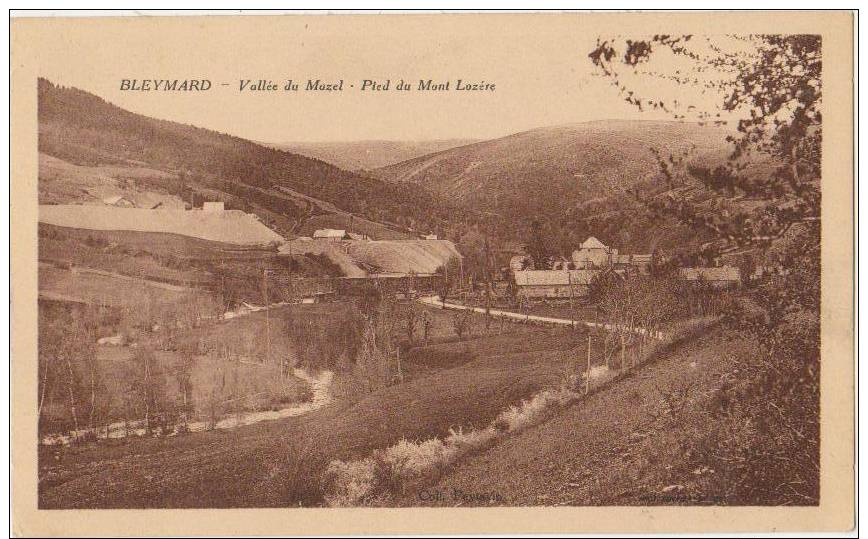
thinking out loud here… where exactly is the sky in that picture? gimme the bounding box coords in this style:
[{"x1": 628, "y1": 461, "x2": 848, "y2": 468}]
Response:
[{"x1": 27, "y1": 14, "x2": 690, "y2": 143}]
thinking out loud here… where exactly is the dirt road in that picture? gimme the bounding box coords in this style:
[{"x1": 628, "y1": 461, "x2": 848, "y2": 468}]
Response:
[{"x1": 417, "y1": 296, "x2": 663, "y2": 339}]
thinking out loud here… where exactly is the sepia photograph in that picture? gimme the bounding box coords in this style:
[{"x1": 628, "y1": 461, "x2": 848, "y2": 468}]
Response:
[{"x1": 10, "y1": 10, "x2": 855, "y2": 536}]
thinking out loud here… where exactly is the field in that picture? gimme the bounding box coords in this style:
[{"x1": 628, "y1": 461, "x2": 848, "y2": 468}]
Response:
[
  {"x1": 39, "y1": 205, "x2": 284, "y2": 245},
  {"x1": 39, "y1": 223, "x2": 343, "y2": 306},
  {"x1": 38, "y1": 302, "x2": 606, "y2": 508},
  {"x1": 38, "y1": 263, "x2": 200, "y2": 307},
  {"x1": 346, "y1": 240, "x2": 461, "y2": 275},
  {"x1": 38, "y1": 152, "x2": 185, "y2": 209}
]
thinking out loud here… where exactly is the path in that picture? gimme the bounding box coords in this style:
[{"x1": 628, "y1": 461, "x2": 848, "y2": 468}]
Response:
[{"x1": 417, "y1": 296, "x2": 664, "y2": 340}]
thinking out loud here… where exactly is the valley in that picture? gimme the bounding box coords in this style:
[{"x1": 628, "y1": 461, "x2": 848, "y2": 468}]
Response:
[{"x1": 34, "y1": 75, "x2": 818, "y2": 511}]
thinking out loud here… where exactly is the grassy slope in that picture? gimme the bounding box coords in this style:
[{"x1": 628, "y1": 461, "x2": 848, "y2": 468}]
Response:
[
  {"x1": 403, "y1": 326, "x2": 755, "y2": 506},
  {"x1": 38, "y1": 308, "x2": 600, "y2": 508},
  {"x1": 39, "y1": 224, "x2": 340, "y2": 304}
]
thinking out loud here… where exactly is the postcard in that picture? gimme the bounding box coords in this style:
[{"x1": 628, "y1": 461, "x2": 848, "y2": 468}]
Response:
[{"x1": 10, "y1": 10, "x2": 855, "y2": 536}]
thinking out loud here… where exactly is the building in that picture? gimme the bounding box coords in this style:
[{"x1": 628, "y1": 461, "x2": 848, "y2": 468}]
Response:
[
  {"x1": 571, "y1": 236, "x2": 611, "y2": 269},
  {"x1": 423, "y1": 234, "x2": 438, "y2": 240},
  {"x1": 513, "y1": 269, "x2": 598, "y2": 299},
  {"x1": 612, "y1": 253, "x2": 653, "y2": 273},
  {"x1": 313, "y1": 228, "x2": 348, "y2": 241},
  {"x1": 680, "y1": 266, "x2": 741, "y2": 288},
  {"x1": 102, "y1": 195, "x2": 136, "y2": 208},
  {"x1": 203, "y1": 201, "x2": 225, "y2": 212}
]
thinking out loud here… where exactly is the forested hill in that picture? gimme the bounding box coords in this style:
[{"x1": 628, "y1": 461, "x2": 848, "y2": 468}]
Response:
[
  {"x1": 37, "y1": 78, "x2": 454, "y2": 234},
  {"x1": 374, "y1": 120, "x2": 774, "y2": 255},
  {"x1": 269, "y1": 139, "x2": 480, "y2": 172}
]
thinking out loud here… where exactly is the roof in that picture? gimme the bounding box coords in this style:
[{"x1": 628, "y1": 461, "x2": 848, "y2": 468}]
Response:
[
  {"x1": 613, "y1": 253, "x2": 652, "y2": 265},
  {"x1": 581, "y1": 236, "x2": 607, "y2": 250},
  {"x1": 514, "y1": 269, "x2": 599, "y2": 287},
  {"x1": 313, "y1": 229, "x2": 346, "y2": 238},
  {"x1": 102, "y1": 195, "x2": 134, "y2": 206},
  {"x1": 680, "y1": 266, "x2": 741, "y2": 282}
]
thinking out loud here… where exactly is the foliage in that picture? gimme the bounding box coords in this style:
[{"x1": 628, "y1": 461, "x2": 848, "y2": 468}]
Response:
[
  {"x1": 525, "y1": 219, "x2": 554, "y2": 270},
  {"x1": 589, "y1": 35, "x2": 822, "y2": 502},
  {"x1": 589, "y1": 34, "x2": 821, "y2": 250},
  {"x1": 38, "y1": 302, "x2": 101, "y2": 436}
]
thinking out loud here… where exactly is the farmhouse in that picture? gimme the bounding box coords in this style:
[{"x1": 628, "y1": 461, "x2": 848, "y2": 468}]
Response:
[
  {"x1": 612, "y1": 253, "x2": 653, "y2": 273},
  {"x1": 571, "y1": 236, "x2": 652, "y2": 272},
  {"x1": 202, "y1": 201, "x2": 224, "y2": 212},
  {"x1": 571, "y1": 236, "x2": 609, "y2": 268},
  {"x1": 680, "y1": 266, "x2": 741, "y2": 288},
  {"x1": 513, "y1": 269, "x2": 597, "y2": 299},
  {"x1": 313, "y1": 228, "x2": 349, "y2": 241}
]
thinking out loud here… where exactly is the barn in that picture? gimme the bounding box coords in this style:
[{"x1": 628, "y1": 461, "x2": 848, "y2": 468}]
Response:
[
  {"x1": 313, "y1": 228, "x2": 348, "y2": 241},
  {"x1": 513, "y1": 269, "x2": 597, "y2": 299}
]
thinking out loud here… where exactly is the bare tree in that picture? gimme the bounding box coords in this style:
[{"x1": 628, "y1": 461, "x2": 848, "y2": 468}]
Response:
[
  {"x1": 451, "y1": 309, "x2": 473, "y2": 340},
  {"x1": 404, "y1": 304, "x2": 418, "y2": 344}
]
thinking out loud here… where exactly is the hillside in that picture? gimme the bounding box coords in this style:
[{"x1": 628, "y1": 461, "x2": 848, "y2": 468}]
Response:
[
  {"x1": 38, "y1": 78, "x2": 455, "y2": 239},
  {"x1": 405, "y1": 326, "x2": 810, "y2": 506},
  {"x1": 39, "y1": 205, "x2": 283, "y2": 246},
  {"x1": 375, "y1": 120, "x2": 770, "y2": 254},
  {"x1": 269, "y1": 139, "x2": 479, "y2": 171}
]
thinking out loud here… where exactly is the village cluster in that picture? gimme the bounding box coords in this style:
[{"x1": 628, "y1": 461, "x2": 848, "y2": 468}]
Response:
[
  {"x1": 70, "y1": 193, "x2": 744, "y2": 306},
  {"x1": 507, "y1": 236, "x2": 742, "y2": 301}
]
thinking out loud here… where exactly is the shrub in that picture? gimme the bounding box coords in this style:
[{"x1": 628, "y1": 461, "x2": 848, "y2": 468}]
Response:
[
  {"x1": 375, "y1": 437, "x2": 455, "y2": 494},
  {"x1": 322, "y1": 426, "x2": 499, "y2": 506},
  {"x1": 492, "y1": 387, "x2": 578, "y2": 433},
  {"x1": 321, "y1": 458, "x2": 377, "y2": 507},
  {"x1": 444, "y1": 425, "x2": 497, "y2": 454}
]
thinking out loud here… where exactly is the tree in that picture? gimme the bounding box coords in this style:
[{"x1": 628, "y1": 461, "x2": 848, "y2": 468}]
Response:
[
  {"x1": 589, "y1": 35, "x2": 821, "y2": 249},
  {"x1": 435, "y1": 257, "x2": 462, "y2": 307},
  {"x1": 38, "y1": 304, "x2": 101, "y2": 440},
  {"x1": 451, "y1": 309, "x2": 473, "y2": 340},
  {"x1": 404, "y1": 304, "x2": 418, "y2": 344},
  {"x1": 589, "y1": 35, "x2": 822, "y2": 502},
  {"x1": 131, "y1": 347, "x2": 168, "y2": 435},
  {"x1": 525, "y1": 219, "x2": 554, "y2": 270}
]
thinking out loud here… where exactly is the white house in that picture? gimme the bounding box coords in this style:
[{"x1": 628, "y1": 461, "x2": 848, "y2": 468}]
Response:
[
  {"x1": 571, "y1": 236, "x2": 610, "y2": 269},
  {"x1": 203, "y1": 201, "x2": 225, "y2": 212}
]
